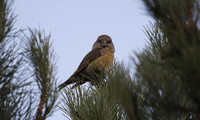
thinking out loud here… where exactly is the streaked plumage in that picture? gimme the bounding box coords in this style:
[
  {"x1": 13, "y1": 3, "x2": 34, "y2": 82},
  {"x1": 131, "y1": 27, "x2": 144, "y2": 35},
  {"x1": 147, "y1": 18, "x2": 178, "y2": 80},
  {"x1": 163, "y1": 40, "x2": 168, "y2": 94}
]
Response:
[{"x1": 58, "y1": 35, "x2": 115, "y2": 90}]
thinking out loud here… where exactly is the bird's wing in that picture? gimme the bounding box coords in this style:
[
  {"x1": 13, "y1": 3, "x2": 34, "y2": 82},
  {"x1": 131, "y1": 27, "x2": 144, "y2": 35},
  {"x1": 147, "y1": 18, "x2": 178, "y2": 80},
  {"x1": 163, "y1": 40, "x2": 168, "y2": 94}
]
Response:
[
  {"x1": 58, "y1": 48, "x2": 102, "y2": 90},
  {"x1": 74, "y1": 48, "x2": 102, "y2": 74}
]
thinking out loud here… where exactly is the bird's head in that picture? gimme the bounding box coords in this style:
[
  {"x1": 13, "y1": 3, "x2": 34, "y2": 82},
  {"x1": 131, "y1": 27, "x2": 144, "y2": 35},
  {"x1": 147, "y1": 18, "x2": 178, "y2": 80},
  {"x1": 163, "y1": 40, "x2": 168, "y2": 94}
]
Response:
[{"x1": 92, "y1": 35, "x2": 115, "y2": 53}]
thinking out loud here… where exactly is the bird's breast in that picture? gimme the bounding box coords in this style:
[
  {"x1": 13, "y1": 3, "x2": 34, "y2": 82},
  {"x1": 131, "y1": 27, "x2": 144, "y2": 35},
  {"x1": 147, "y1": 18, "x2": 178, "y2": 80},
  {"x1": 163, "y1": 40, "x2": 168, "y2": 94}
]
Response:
[{"x1": 89, "y1": 48, "x2": 114, "y2": 71}]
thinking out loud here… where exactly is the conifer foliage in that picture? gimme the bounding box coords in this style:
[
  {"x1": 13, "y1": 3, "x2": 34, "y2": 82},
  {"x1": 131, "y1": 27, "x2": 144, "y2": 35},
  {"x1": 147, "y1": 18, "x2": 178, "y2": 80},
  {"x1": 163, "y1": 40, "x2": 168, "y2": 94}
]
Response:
[
  {"x1": 0, "y1": 0, "x2": 58, "y2": 119},
  {"x1": 0, "y1": 0, "x2": 29, "y2": 119},
  {"x1": 23, "y1": 28, "x2": 58, "y2": 120},
  {"x1": 61, "y1": 0, "x2": 200, "y2": 120}
]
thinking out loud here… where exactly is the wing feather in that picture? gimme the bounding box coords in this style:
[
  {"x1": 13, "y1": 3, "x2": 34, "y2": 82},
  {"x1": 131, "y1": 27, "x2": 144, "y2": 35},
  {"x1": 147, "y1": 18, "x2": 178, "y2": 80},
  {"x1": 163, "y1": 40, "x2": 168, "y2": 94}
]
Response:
[
  {"x1": 58, "y1": 48, "x2": 102, "y2": 90},
  {"x1": 74, "y1": 48, "x2": 102, "y2": 74}
]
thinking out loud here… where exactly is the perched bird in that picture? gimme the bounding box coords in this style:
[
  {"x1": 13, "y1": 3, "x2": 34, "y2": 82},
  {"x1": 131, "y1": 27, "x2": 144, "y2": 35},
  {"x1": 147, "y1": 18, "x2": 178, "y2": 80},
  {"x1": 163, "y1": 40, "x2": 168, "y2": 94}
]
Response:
[{"x1": 58, "y1": 35, "x2": 115, "y2": 90}]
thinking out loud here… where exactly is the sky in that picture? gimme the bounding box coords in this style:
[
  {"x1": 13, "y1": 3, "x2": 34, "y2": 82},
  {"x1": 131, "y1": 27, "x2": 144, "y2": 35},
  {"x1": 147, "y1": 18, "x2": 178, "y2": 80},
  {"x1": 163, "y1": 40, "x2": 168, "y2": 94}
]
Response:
[{"x1": 14, "y1": 0, "x2": 151, "y2": 119}]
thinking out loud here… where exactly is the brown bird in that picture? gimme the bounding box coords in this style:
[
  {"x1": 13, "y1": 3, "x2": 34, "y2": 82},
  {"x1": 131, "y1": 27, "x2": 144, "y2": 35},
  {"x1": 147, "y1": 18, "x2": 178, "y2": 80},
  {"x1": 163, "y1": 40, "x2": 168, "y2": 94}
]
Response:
[{"x1": 58, "y1": 35, "x2": 115, "y2": 90}]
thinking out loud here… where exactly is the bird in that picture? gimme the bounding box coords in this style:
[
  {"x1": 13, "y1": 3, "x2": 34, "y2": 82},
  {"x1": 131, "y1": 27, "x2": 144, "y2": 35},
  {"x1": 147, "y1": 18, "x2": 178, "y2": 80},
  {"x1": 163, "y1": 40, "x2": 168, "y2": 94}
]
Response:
[{"x1": 58, "y1": 35, "x2": 115, "y2": 90}]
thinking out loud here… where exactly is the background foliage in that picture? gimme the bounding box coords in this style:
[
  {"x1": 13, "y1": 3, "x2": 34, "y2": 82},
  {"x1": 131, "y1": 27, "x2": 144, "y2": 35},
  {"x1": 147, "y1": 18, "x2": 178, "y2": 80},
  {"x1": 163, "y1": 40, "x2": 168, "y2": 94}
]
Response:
[{"x1": 0, "y1": 0, "x2": 58, "y2": 119}]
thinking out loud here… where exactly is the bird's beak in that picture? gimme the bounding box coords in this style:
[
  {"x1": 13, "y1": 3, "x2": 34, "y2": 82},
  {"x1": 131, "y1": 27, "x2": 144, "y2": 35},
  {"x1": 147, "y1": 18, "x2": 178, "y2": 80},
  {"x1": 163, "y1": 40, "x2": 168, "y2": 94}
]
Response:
[{"x1": 101, "y1": 40, "x2": 108, "y2": 48}]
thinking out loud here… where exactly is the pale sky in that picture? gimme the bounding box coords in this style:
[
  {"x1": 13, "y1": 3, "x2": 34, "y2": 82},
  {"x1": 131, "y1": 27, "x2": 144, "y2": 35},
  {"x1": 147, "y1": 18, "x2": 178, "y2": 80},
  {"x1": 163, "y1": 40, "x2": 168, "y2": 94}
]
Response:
[{"x1": 14, "y1": 0, "x2": 151, "y2": 119}]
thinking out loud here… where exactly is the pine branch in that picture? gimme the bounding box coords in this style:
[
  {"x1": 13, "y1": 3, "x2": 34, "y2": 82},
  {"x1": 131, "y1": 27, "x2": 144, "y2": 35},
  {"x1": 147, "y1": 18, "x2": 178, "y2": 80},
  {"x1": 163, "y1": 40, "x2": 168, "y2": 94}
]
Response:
[
  {"x1": 142, "y1": 0, "x2": 200, "y2": 109},
  {"x1": 0, "y1": 0, "x2": 32, "y2": 119},
  {"x1": 23, "y1": 28, "x2": 58, "y2": 120},
  {"x1": 60, "y1": 65, "x2": 127, "y2": 120}
]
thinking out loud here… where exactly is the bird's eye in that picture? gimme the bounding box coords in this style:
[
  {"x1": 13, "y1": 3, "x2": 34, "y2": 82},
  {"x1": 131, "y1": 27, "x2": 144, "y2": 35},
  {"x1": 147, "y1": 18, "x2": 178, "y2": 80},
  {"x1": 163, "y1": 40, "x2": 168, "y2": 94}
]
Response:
[
  {"x1": 108, "y1": 40, "x2": 111, "y2": 43},
  {"x1": 97, "y1": 39, "x2": 101, "y2": 43}
]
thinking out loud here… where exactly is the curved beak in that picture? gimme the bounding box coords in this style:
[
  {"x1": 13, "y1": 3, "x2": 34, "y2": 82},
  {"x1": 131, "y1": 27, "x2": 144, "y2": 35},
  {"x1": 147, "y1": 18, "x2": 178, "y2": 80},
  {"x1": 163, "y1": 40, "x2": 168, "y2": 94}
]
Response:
[{"x1": 101, "y1": 40, "x2": 108, "y2": 48}]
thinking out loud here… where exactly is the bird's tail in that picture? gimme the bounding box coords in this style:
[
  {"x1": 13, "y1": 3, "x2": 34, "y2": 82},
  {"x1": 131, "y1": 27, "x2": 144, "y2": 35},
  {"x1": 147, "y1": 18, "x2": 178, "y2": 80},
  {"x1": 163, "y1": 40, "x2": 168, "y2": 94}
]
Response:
[{"x1": 58, "y1": 76, "x2": 75, "y2": 91}]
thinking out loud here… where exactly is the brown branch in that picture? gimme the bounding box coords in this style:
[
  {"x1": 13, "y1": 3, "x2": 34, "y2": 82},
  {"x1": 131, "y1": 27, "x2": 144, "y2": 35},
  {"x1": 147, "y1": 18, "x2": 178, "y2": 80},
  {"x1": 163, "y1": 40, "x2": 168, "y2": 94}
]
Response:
[
  {"x1": 35, "y1": 88, "x2": 47, "y2": 120},
  {"x1": 185, "y1": 0, "x2": 194, "y2": 29},
  {"x1": 42, "y1": 106, "x2": 50, "y2": 120},
  {"x1": 176, "y1": 105, "x2": 197, "y2": 113},
  {"x1": 197, "y1": 112, "x2": 200, "y2": 120}
]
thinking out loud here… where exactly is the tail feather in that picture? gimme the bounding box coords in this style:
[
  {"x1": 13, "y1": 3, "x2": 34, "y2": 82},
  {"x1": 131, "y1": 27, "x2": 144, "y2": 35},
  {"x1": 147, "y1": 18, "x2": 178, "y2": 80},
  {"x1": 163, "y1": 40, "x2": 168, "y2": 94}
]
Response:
[
  {"x1": 58, "y1": 76, "x2": 76, "y2": 90},
  {"x1": 71, "y1": 81, "x2": 86, "y2": 89}
]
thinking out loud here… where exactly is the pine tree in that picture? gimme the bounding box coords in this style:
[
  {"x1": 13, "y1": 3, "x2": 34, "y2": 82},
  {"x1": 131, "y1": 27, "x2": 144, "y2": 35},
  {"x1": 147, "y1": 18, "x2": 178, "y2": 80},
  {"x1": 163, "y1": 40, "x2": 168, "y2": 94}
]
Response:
[
  {"x1": 60, "y1": 63, "x2": 128, "y2": 120},
  {"x1": 0, "y1": 0, "x2": 31, "y2": 119},
  {"x1": 0, "y1": 0, "x2": 58, "y2": 119},
  {"x1": 22, "y1": 28, "x2": 59, "y2": 120},
  {"x1": 61, "y1": 0, "x2": 200, "y2": 120}
]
